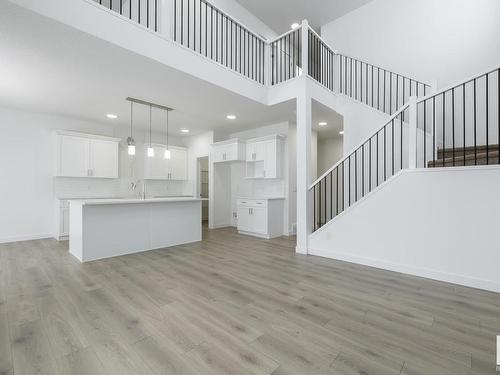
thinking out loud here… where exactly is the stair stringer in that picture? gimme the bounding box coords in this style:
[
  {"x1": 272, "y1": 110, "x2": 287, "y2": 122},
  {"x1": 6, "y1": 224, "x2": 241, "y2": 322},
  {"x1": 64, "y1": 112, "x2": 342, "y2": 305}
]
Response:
[{"x1": 308, "y1": 165, "x2": 500, "y2": 293}]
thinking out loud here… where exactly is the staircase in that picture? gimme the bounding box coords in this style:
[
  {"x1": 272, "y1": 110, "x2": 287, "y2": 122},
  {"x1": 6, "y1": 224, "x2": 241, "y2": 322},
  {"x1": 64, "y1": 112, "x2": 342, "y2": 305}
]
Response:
[{"x1": 428, "y1": 145, "x2": 500, "y2": 167}]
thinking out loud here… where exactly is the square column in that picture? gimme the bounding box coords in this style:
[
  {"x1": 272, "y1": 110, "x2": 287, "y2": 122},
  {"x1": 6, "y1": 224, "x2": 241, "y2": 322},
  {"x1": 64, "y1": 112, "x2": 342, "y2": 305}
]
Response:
[{"x1": 296, "y1": 86, "x2": 312, "y2": 254}]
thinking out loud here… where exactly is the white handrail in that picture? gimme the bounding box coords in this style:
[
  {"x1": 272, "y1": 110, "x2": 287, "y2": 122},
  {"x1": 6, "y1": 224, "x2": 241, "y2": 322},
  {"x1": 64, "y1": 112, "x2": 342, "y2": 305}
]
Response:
[
  {"x1": 416, "y1": 65, "x2": 500, "y2": 104},
  {"x1": 309, "y1": 102, "x2": 410, "y2": 189}
]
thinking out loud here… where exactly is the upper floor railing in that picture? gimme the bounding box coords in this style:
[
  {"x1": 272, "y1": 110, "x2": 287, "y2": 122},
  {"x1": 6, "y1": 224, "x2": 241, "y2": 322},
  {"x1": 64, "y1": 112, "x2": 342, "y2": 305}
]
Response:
[
  {"x1": 94, "y1": 0, "x2": 160, "y2": 32},
  {"x1": 91, "y1": 1, "x2": 428, "y2": 105},
  {"x1": 173, "y1": 0, "x2": 266, "y2": 84}
]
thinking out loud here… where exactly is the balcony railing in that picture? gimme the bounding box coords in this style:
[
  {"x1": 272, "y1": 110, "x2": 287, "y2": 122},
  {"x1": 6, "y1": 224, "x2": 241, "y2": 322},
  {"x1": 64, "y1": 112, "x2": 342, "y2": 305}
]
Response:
[
  {"x1": 173, "y1": 0, "x2": 266, "y2": 84},
  {"x1": 90, "y1": 2, "x2": 428, "y2": 100}
]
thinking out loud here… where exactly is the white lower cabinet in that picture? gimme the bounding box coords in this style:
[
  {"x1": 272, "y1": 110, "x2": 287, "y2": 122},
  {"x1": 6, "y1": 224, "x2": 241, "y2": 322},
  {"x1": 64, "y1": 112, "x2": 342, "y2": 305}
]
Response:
[
  {"x1": 236, "y1": 198, "x2": 284, "y2": 239},
  {"x1": 55, "y1": 200, "x2": 70, "y2": 240}
]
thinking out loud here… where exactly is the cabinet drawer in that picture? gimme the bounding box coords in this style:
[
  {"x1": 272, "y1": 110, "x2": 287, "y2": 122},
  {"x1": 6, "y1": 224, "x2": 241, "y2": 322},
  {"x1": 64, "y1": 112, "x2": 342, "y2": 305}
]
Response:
[{"x1": 237, "y1": 199, "x2": 268, "y2": 208}]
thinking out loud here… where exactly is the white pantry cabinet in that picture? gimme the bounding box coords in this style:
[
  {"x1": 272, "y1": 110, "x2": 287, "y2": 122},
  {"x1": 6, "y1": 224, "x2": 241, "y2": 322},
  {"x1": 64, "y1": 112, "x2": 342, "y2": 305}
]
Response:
[
  {"x1": 55, "y1": 131, "x2": 120, "y2": 178},
  {"x1": 211, "y1": 139, "x2": 246, "y2": 163},
  {"x1": 236, "y1": 198, "x2": 284, "y2": 239},
  {"x1": 245, "y1": 134, "x2": 285, "y2": 179},
  {"x1": 144, "y1": 145, "x2": 188, "y2": 180}
]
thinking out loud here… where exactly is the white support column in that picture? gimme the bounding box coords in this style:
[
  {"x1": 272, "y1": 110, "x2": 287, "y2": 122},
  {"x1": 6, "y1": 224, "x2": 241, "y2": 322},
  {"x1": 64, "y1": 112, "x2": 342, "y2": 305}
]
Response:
[
  {"x1": 408, "y1": 96, "x2": 417, "y2": 169},
  {"x1": 296, "y1": 82, "x2": 312, "y2": 254},
  {"x1": 300, "y1": 20, "x2": 309, "y2": 78}
]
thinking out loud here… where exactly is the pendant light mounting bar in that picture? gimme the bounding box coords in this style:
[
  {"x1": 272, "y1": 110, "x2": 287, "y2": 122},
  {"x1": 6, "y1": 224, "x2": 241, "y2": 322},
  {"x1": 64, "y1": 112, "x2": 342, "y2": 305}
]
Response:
[{"x1": 126, "y1": 97, "x2": 174, "y2": 112}]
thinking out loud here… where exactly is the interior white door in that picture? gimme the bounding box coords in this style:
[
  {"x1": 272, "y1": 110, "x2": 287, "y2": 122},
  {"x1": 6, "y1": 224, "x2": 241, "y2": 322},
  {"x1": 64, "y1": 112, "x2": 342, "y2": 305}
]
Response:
[
  {"x1": 58, "y1": 136, "x2": 90, "y2": 177},
  {"x1": 90, "y1": 139, "x2": 118, "y2": 178}
]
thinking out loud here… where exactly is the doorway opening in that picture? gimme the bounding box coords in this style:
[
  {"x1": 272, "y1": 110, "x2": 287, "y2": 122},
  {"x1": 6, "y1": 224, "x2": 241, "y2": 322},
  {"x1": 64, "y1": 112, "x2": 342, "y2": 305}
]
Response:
[{"x1": 197, "y1": 156, "x2": 209, "y2": 228}]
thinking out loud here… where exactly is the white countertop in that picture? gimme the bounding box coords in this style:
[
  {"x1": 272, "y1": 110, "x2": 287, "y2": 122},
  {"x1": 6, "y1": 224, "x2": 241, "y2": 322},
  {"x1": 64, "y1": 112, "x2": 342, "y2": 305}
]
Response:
[
  {"x1": 69, "y1": 197, "x2": 202, "y2": 206},
  {"x1": 237, "y1": 197, "x2": 286, "y2": 200}
]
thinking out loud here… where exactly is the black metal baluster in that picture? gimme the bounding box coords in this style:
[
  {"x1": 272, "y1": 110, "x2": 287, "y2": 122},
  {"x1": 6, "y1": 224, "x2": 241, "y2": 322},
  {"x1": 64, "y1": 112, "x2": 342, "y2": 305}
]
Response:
[
  {"x1": 130, "y1": 0, "x2": 132, "y2": 20},
  {"x1": 433, "y1": 96, "x2": 436, "y2": 164},
  {"x1": 376, "y1": 131, "x2": 379, "y2": 186},
  {"x1": 463, "y1": 83, "x2": 466, "y2": 166},
  {"x1": 369, "y1": 138, "x2": 372, "y2": 191},
  {"x1": 452, "y1": 88, "x2": 455, "y2": 166},
  {"x1": 391, "y1": 119, "x2": 395, "y2": 175},
  {"x1": 443, "y1": 92, "x2": 446, "y2": 167},
  {"x1": 173, "y1": 0, "x2": 176, "y2": 40},
  {"x1": 424, "y1": 100, "x2": 427, "y2": 167},
  {"x1": 362, "y1": 145, "x2": 365, "y2": 197},
  {"x1": 147, "y1": 0, "x2": 149, "y2": 28},
  {"x1": 474, "y1": 78, "x2": 477, "y2": 165},
  {"x1": 139, "y1": 0, "x2": 141, "y2": 27},
  {"x1": 384, "y1": 126, "x2": 387, "y2": 181},
  {"x1": 355, "y1": 150, "x2": 358, "y2": 202},
  {"x1": 313, "y1": 185, "x2": 316, "y2": 231},
  {"x1": 486, "y1": 74, "x2": 489, "y2": 165},
  {"x1": 383, "y1": 70, "x2": 386, "y2": 114},
  {"x1": 348, "y1": 156, "x2": 351, "y2": 206}
]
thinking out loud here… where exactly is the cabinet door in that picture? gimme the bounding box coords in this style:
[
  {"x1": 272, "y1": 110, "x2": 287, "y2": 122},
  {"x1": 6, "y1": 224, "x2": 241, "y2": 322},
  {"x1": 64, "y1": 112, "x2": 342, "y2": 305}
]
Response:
[
  {"x1": 145, "y1": 146, "x2": 168, "y2": 180},
  {"x1": 246, "y1": 142, "x2": 265, "y2": 161},
  {"x1": 237, "y1": 206, "x2": 252, "y2": 232},
  {"x1": 251, "y1": 207, "x2": 268, "y2": 235},
  {"x1": 90, "y1": 139, "x2": 118, "y2": 178},
  {"x1": 61, "y1": 207, "x2": 70, "y2": 236},
  {"x1": 58, "y1": 136, "x2": 90, "y2": 177},
  {"x1": 212, "y1": 145, "x2": 226, "y2": 163},
  {"x1": 169, "y1": 148, "x2": 187, "y2": 180},
  {"x1": 264, "y1": 140, "x2": 278, "y2": 179}
]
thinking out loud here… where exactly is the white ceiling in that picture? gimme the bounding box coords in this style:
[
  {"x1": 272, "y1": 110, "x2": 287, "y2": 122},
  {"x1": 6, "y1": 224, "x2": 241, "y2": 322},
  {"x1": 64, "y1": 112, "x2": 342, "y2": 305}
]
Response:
[
  {"x1": 0, "y1": 2, "x2": 343, "y2": 140},
  {"x1": 235, "y1": 0, "x2": 374, "y2": 34}
]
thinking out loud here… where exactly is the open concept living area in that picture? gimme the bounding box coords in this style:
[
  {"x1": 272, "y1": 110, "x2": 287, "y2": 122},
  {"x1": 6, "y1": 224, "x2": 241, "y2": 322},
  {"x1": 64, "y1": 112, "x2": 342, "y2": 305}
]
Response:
[{"x1": 1, "y1": 0, "x2": 500, "y2": 374}]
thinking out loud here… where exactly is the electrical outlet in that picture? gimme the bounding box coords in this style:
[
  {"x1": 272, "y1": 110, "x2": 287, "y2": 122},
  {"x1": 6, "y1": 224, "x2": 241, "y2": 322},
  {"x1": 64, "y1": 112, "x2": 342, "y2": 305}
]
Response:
[{"x1": 233, "y1": 212, "x2": 237, "y2": 218}]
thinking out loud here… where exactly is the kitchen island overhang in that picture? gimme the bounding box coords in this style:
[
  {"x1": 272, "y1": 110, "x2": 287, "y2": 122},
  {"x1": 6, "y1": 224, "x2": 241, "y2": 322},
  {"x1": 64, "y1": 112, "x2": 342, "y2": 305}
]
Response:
[{"x1": 69, "y1": 198, "x2": 202, "y2": 262}]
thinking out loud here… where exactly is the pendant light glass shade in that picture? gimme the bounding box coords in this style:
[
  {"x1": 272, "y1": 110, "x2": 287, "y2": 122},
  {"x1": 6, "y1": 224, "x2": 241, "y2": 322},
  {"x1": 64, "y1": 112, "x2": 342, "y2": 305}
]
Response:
[
  {"x1": 127, "y1": 138, "x2": 136, "y2": 156},
  {"x1": 128, "y1": 102, "x2": 136, "y2": 156},
  {"x1": 147, "y1": 147, "x2": 155, "y2": 157}
]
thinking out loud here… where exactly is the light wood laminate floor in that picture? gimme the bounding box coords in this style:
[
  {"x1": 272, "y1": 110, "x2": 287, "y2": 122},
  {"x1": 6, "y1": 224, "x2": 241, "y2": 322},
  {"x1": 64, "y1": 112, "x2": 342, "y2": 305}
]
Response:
[{"x1": 0, "y1": 227, "x2": 499, "y2": 374}]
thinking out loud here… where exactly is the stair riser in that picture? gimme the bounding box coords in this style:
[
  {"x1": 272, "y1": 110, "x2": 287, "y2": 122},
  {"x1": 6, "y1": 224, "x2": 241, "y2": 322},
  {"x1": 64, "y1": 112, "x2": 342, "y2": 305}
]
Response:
[{"x1": 438, "y1": 145, "x2": 499, "y2": 159}]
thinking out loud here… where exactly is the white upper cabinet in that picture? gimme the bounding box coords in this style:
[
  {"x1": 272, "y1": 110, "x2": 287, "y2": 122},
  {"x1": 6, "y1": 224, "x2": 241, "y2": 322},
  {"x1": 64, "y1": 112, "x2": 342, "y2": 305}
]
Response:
[
  {"x1": 212, "y1": 139, "x2": 246, "y2": 163},
  {"x1": 89, "y1": 139, "x2": 119, "y2": 178},
  {"x1": 245, "y1": 135, "x2": 285, "y2": 179},
  {"x1": 168, "y1": 147, "x2": 188, "y2": 180},
  {"x1": 144, "y1": 145, "x2": 188, "y2": 180},
  {"x1": 55, "y1": 131, "x2": 120, "y2": 178}
]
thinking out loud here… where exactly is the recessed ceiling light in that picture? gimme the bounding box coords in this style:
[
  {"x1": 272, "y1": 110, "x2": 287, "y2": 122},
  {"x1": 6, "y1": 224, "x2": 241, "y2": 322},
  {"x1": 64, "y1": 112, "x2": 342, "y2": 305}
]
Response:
[
  {"x1": 339, "y1": 130, "x2": 345, "y2": 135},
  {"x1": 318, "y1": 122, "x2": 328, "y2": 126},
  {"x1": 226, "y1": 114, "x2": 236, "y2": 120},
  {"x1": 106, "y1": 114, "x2": 118, "y2": 119},
  {"x1": 181, "y1": 129, "x2": 190, "y2": 133},
  {"x1": 291, "y1": 23, "x2": 300, "y2": 29}
]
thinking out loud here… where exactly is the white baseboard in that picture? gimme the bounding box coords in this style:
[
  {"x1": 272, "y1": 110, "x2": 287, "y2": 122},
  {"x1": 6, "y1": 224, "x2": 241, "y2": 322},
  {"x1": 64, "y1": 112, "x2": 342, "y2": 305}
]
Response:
[
  {"x1": 0, "y1": 234, "x2": 53, "y2": 245},
  {"x1": 309, "y1": 247, "x2": 500, "y2": 294}
]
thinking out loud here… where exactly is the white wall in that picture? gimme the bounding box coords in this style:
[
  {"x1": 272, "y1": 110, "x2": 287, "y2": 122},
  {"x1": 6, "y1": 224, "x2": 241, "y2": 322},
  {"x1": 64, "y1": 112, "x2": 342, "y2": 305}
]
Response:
[
  {"x1": 309, "y1": 166, "x2": 500, "y2": 293},
  {"x1": 317, "y1": 136, "x2": 343, "y2": 177},
  {"x1": 0, "y1": 106, "x2": 187, "y2": 243},
  {"x1": 321, "y1": 0, "x2": 500, "y2": 88}
]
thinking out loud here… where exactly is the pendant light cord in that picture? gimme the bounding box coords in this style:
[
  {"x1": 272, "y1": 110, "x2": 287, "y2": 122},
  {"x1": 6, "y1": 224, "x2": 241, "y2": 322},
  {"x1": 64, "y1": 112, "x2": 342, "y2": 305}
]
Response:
[
  {"x1": 166, "y1": 110, "x2": 169, "y2": 150},
  {"x1": 149, "y1": 104, "x2": 152, "y2": 147},
  {"x1": 130, "y1": 101, "x2": 133, "y2": 138}
]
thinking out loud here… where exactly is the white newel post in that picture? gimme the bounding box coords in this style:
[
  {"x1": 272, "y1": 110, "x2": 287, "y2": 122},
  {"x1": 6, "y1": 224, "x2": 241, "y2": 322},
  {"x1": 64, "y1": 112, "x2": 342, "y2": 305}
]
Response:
[
  {"x1": 296, "y1": 20, "x2": 311, "y2": 255},
  {"x1": 408, "y1": 96, "x2": 417, "y2": 169},
  {"x1": 300, "y1": 20, "x2": 309, "y2": 77},
  {"x1": 265, "y1": 42, "x2": 272, "y2": 86}
]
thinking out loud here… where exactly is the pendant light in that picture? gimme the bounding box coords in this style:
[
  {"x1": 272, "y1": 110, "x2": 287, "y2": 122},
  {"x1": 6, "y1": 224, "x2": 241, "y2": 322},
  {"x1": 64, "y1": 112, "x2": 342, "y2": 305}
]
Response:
[
  {"x1": 164, "y1": 109, "x2": 171, "y2": 159},
  {"x1": 147, "y1": 104, "x2": 154, "y2": 158},
  {"x1": 127, "y1": 101, "x2": 136, "y2": 155}
]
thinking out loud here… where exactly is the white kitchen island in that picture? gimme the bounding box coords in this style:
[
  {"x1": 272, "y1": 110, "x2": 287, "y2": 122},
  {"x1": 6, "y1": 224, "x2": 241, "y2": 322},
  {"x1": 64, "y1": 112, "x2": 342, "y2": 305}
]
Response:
[{"x1": 69, "y1": 197, "x2": 202, "y2": 262}]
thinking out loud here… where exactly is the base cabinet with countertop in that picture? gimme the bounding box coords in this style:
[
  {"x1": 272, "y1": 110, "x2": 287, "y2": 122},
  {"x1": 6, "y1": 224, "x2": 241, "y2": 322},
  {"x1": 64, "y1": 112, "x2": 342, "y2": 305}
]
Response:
[
  {"x1": 236, "y1": 198, "x2": 284, "y2": 239},
  {"x1": 54, "y1": 199, "x2": 70, "y2": 240}
]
